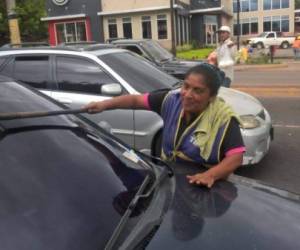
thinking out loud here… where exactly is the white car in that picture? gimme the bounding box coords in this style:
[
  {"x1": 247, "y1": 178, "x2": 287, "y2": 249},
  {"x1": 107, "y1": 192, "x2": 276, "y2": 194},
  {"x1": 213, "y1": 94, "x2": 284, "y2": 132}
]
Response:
[{"x1": 0, "y1": 47, "x2": 273, "y2": 165}]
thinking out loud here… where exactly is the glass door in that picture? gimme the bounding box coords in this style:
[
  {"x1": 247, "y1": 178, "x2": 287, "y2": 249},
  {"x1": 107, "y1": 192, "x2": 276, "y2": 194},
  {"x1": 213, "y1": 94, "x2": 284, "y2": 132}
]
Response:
[{"x1": 205, "y1": 24, "x2": 218, "y2": 45}]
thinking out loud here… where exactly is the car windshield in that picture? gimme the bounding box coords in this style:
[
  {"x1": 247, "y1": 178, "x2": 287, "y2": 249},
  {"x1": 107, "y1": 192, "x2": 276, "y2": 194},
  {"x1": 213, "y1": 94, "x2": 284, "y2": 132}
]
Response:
[
  {"x1": 258, "y1": 32, "x2": 268, "y2": 37},
  {"x1": 142, "y1": 40, "x2": 174, "y2": 62},
  {"x1": 99, "y1": 52, "x2": 178, "y2": 93},
  {"x1": 0, "y1": 80, "x2": 155, "y2": 249}
]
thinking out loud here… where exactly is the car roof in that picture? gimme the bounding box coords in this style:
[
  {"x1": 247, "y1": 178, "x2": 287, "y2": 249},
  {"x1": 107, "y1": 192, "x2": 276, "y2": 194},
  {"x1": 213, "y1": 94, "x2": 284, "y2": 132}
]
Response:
[
  {"x1": 112, "y1": 39, "x2": 150, "y2": 44},
  {"x1": 0, "y1": 47, "x2": 128, "y2": 57}
]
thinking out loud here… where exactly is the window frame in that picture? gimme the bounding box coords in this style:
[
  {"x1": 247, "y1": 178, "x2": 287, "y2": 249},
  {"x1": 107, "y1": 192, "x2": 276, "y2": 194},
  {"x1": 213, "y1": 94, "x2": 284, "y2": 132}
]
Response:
[
  {"x1": 141, "y1": 16, "x2": 152, "y2": 39},
  {"x1": 108, "y1": 18, "x2": 118, "y2": 39},
  {"x1": 55, "y1": 20, "x2": 87, "y2": 45},
  {"x1": 11, "y1": 54, "x2": 52, "y2": 90},
  {"x1": 54, "y1": 55, "x2": 122, "y2": 96},
  {"x1": 122, "y1": 17, "x2": 133, "y2": 39},
  {"x1": 157, "y1": 14, "x2": 168, "y2": 40}
]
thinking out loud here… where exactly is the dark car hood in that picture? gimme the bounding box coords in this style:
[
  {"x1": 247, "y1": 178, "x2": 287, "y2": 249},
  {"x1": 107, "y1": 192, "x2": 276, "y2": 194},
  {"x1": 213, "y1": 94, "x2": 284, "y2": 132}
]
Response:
[
  {"x1": 147, "y1": 163, "x2": 300, "y2": 250},
  {"x1": 160, "y1": 59, "x2": 203, "y2": 76}
]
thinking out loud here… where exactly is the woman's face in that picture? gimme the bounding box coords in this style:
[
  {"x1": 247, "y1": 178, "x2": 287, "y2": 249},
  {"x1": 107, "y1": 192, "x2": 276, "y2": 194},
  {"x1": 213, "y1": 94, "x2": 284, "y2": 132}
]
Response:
[{"x1": 180, "y1": 73, "x2": 214, "y2": 115}]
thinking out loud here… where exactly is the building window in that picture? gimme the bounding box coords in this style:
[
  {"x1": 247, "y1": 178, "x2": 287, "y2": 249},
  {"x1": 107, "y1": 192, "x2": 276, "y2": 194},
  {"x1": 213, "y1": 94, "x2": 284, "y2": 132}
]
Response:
[
  {"x1": 55, "y1": 21, "x2": 87, "y2": 44},
  {"x1": 263, "y1": 16, "x2": 289, "y2": 32},
  {"x1": 157, "y1": 14, "x2": 167, "y2": 39},
  {"x1": 234, "y1": 18, "x2": 258, "y2": 36},
  {"x1": 272, "y1": 16, "x2": 281, "y2": 31},
  {"x1": 281, "y1": 15, "x2": 289, "y2": 32},
  {"x1": 250, "y1": 18, "x2": 258, "y2": 34},
  {"x1": 263, "y1": 16, "x2": 272, "y2": 31},
  {"x1": 281, "y1": 0, "x2": 289, "y2": 8},
  {"x1": 142, "y1": 16, "x2": 152, "y2": 39},
  {"x1": 123, "y1": 17, "x2": 132, "y2": 39},
  {"x1": 108, "y1": 18, "x2": 118, "y2": 38},
  {"x1": 233, "y1": 0, "x2": 258, "y2": 13},
  {"x1": 263, "y1": 0, "x2": 289, "y2": 10}
]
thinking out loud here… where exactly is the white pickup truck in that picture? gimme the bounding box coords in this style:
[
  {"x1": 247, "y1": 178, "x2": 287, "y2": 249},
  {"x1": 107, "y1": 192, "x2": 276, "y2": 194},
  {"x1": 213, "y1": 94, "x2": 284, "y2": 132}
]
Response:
[{"x1": 247, "y1": 31, "x2": 295, "y2": 49}]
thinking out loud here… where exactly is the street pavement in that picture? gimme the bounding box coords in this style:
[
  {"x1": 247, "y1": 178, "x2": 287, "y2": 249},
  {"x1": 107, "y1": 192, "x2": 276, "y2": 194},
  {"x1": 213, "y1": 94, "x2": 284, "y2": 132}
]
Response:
[
  {"x1": 229, "y1": 58, "x2": 300, "y2": 193},
  {"x1": 232, "y1": 58, "x2": 300, "y2": 97}
]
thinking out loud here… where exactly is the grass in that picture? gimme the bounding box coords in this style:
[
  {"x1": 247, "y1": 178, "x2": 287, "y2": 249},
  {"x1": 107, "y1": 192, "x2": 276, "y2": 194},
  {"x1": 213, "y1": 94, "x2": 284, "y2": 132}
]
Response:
[{"x1": 176, "y1": 47, "x2": 215, "y2": 60}]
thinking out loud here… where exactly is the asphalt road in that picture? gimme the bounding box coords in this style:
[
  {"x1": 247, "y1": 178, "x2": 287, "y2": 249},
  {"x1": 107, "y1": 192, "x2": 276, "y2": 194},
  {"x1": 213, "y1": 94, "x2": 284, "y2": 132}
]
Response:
[
  {"x1": 230, "y1": 60, "x2": 300, "y2": 193},
  {"x1": 235, "y1": 97, "x2": 300, "y2": 194}
]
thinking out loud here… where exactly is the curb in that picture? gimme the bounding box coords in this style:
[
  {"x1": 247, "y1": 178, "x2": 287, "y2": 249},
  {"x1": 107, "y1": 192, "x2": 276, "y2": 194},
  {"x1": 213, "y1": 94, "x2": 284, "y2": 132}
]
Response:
[{"x1": 234, "y1": 63, "x2": 288, "y2": 71}]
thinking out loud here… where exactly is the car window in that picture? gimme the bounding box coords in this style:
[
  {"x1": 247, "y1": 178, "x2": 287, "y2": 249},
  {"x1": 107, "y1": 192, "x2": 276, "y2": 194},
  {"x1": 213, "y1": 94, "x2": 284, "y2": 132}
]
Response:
[
  {"x1": 0, "y1": 57, "x2": 13, "y2": 77},
  {"x1": 99, "y1": 52, "x2": 178, "y2": 93},
  {"x1": 56, "y1": 56, "x2": 119, "y2": 95},
  {"x1": 0, "y1": 57, "x2": 7, "y2": 67},
  {"x1": 12, "y1": 56, "x2": 50, "y2": 89},
  {"x1": 123, "y1": 45, "x2": 144, "y2": 56},
  {"x1": 267, "y1": 33, "x2": 275, "y2": 38}
]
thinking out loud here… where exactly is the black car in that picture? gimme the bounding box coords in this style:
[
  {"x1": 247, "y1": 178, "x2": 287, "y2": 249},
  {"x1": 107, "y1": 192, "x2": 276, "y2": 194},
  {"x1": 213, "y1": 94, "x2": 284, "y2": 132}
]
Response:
[
  {"x1": 0, "y1": 76, "x2": 300, "y2": 250},
  {"x1": 111, "y1": 39, "x2": 203, "y2": 79}
]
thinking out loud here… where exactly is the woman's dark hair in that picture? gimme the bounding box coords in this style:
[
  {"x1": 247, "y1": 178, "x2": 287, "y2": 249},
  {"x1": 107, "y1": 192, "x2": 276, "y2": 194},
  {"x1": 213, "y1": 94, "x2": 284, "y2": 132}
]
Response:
[{"x1": 184, "y1": 63, "x2": 222, "y2": 96}]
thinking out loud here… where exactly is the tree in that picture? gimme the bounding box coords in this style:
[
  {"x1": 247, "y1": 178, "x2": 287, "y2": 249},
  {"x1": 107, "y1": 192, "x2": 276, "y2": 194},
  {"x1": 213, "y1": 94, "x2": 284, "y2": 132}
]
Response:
[
  {"x1": 0, "y1": 0, "x2": 47, "y2": 45},
  {"x1": 15, "y1": 0, "x2": 47, "y2": 42},
  {"x1": 0, "y1": 1, "x2": 9, "y2": 46},
  {"x1": 296, "y1": 0, "x2": 300, "y2": 9}
]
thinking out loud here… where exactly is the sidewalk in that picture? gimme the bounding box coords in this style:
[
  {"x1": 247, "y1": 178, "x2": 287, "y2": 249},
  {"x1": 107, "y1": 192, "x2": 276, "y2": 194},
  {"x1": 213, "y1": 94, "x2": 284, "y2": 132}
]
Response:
[{"x1": 234, "y1": 58, "x2": 300, "y2": 72}]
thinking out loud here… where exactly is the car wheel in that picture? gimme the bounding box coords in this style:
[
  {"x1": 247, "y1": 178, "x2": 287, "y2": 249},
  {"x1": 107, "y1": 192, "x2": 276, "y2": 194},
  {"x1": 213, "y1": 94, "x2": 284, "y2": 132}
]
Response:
[
  {"x1": 281, "y1": 42, "x2": 289, "y2": 49},
  {"x1": 152, "y1": 132, "x2": 162, "y2": 157},
  {"x1": 256, "y1": 42, "x2": 264, "y2": 50}
]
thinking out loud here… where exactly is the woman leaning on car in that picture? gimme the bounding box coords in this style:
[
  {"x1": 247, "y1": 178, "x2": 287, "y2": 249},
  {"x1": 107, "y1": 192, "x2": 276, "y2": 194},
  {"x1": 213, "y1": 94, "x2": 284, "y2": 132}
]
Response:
[{"x1": 85, "y1": 63, "x2": 245, "y2": 188}]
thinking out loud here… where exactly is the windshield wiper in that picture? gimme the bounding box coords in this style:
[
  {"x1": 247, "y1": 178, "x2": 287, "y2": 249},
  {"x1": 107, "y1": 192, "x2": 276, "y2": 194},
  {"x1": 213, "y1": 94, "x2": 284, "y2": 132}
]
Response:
[
  {"x1": 104, "y1": 165, "x2": 171, "y2": 250},
  {"x1": 0, "y1": 108, "x2": 88, "y2": 121}
]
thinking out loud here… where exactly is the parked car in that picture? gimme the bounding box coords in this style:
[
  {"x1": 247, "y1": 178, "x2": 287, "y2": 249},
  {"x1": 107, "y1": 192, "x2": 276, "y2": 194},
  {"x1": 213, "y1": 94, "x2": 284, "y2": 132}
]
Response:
[
  {"x1": 111, "y1": 39, "x2": 203, "y2": 79},
  {"x1": 0, "y1": 75, "x2": 299, "y2": 250},
  {"x1": 0, "y1": 47, "x2": 272, "y2": 165},
  {"x1": 247, "y1": 31, "x2": 295, "y2": 49}
]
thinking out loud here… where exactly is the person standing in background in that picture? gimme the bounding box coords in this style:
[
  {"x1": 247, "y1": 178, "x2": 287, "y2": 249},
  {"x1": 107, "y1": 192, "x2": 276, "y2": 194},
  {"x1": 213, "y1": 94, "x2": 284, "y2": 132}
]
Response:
[
  {"x1": 292, "y1": 35, "x2": 300, "y2": 61},
  {"x1": 209, "y1": 26, "x2": 237, "y2": 87}
]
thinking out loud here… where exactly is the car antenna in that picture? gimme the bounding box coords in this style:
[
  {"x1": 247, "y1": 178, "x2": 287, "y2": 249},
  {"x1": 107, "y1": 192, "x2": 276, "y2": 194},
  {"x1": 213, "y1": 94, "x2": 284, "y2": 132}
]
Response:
[{"x1": 0, "y1": 108, "x2": 88, "y2": 120}]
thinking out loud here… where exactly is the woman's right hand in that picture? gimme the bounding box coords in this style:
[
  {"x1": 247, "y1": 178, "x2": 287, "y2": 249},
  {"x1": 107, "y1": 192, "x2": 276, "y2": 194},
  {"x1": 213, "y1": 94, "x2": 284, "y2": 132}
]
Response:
[{"x1": 84, "y1": 101, "x2": 106, "y2": 114}]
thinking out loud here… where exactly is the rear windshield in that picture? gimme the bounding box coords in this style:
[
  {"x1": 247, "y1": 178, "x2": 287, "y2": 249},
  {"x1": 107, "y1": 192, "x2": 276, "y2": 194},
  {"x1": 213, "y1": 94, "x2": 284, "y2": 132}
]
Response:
[{"x1": 99, "y1": 52, "x2": 178, "y2": 93}]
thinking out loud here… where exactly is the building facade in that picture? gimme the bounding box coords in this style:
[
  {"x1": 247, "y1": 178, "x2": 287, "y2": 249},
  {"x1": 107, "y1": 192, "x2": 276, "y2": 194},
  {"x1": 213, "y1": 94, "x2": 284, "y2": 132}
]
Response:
[
  {"x1": 41, "y1": 0, "x2": 297, "y2": 48},
  {"x1": 41, "y1": 0, "x2": 103, "y2": 45},
  {"x1": 233, "y1": 0, "x2": 295, "y2": 40}
]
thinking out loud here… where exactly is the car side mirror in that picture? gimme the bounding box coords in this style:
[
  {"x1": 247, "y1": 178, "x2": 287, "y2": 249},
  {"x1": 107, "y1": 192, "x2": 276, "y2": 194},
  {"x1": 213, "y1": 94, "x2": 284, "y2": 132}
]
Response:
[
  {"x1": 101, "y1": 83, "x2": 122, "y2": 96},
  {"x1": 98, "y1": 121, "x2": 113, "y2": 134}
]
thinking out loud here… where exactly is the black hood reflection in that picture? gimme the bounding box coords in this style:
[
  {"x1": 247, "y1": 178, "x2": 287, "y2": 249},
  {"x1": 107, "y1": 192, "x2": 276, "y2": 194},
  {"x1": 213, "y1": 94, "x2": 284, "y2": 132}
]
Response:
[
  {"x1": 172, "y1": 175, "x2": 237, "y2": 241},
  {"x1": 87, "y1": 135, "x2": 150, "y2": 217}
]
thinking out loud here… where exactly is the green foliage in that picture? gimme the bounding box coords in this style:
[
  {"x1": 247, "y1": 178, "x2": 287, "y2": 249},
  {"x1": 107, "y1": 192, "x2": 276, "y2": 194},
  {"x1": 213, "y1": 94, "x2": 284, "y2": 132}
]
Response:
[
  {"x1": 296, "y1": 0, "x2": 300, "y2": 9},
  {"x1": 176, "y1": 47, "x2": 215, "y2": 60},
  {"x1": 176, "y1": 44, "x2": 193, "y2": 52},
  {"x1": 191, "y1": 40, "x2": 199, "y2": 49},
  {"x1": 15, "y1": 0, "x2": 48, "y2": 42},
  {"x1": 0, "y1": 1, "x2": 9, "y2": 45},
  {"x1": 0, "y1": 0, "x2": 47, "y2": 45}
]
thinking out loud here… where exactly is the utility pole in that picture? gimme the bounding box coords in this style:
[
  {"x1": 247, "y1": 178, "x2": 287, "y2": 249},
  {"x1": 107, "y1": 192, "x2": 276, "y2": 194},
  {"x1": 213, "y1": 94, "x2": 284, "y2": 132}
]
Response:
[
  {"x1": 236, "y1": 0, "x2": 240, "y2": 50},
  {"x1": 6, "y1": 0, "x2": 21, "y2": 45},
  {"x1": 170, "y1": 0, "x2": 176, "y2": 56}
]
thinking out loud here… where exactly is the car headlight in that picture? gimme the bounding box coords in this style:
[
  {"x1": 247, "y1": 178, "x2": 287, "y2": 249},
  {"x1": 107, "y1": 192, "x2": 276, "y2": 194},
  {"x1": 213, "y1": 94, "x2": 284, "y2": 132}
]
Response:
[{"x1": 240, "y1": 115, "x2": 260, "y2": 129}]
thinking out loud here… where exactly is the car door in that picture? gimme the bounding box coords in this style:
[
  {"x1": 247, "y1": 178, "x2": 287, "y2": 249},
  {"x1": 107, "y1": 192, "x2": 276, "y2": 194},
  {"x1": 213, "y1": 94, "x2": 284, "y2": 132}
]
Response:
[
  {"x1": 0, "y1": 54, "x2": 53, "y2": 98},
  {"x1": 51, "y1": 55, "x2": 135, "y2": 146},
  {"x1": 265, "y1": 32, "x2": 276, "y2": 47}
]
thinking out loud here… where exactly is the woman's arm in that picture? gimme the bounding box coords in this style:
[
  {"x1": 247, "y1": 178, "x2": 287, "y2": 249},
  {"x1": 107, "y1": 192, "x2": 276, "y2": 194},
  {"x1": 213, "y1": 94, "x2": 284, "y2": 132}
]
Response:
[
  {"x1": 85, "y1": 94, "x2": 147, "y2": 113},
  {"x1": 186, "y1": 153, "x2": 243, "y2": 188}
]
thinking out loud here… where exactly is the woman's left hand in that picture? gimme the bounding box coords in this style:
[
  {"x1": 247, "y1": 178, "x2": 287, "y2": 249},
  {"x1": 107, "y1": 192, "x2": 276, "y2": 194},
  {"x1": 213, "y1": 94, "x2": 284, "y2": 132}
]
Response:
[{"x1": 186, "y1": 171, "x2": 215, "y2": 188}]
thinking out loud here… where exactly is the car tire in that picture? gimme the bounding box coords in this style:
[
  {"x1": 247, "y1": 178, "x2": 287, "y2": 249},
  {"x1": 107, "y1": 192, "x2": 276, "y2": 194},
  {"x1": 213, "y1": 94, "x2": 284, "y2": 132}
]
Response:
[
  {"x1": 281, "y1": 41, "x2": 289, "y2": 49},
  {"x1": 256, "y1": 42, "x2": 264, "y2": 50}
]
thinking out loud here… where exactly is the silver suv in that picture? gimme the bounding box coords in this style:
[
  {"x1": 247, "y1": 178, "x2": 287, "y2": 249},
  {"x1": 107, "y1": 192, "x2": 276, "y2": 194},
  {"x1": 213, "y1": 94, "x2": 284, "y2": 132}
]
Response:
[{"x1": 0, "y1": 47, "x2": 273, "y2": 165}]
